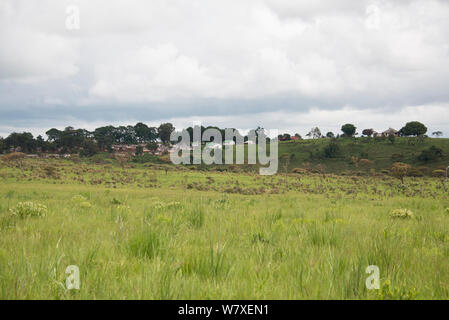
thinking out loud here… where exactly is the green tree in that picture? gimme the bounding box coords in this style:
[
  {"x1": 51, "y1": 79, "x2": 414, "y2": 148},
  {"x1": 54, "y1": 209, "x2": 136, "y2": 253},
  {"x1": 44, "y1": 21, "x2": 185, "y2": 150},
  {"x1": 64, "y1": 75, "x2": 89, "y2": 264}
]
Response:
[
  {"x1": 0, "y1": 137, "x2": 5, "y2": 153},
  {"x1": 362, "y1": 128, "x2": 374, "y2": 137},
  {"x1": 324, "y1": 141, "x2": 340, "y2": 158},
  {"x1": 399, "y1": 121, "x2": 427, "y2": 137},
  {"x1": 341, "y1": 124, "x2": 356, "y2": 137},
  {"x1": 4, "y1": 132, "x2": 37, "y2": 153},
  {"x1": 79, "y1": 139, "x2": 99, "y2": 157},
  {"x1": 391, "y1": 162, "x2": 411, "y2": 184},
  {"x1": 306, "y1": 127, "x2": 322, "y2": 139},
  {"x1": 45, "y1": 128, "x2": 62, "y2": 142},
  {"x1": 158, "y1": 123, "x2": 175, "y2": 144}
]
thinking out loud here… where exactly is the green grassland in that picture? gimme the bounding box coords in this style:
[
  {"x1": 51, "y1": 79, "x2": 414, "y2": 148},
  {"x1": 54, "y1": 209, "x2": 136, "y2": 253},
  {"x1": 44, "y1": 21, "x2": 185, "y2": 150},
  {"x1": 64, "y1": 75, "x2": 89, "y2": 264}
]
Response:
[
  {"x1": 0, "y1": 157, "x2": 448, "y2": 299},
  {"x1": 278, "y1": 137, "x2": 449, "y2": 173}
]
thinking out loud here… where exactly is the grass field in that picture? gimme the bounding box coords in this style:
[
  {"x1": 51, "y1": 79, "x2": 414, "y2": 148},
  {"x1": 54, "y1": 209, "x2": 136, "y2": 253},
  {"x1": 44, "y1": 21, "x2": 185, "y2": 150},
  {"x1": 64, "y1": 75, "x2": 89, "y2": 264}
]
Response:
[{"x1": 0, "y1": 159, "x2": 448, "y2": 299}]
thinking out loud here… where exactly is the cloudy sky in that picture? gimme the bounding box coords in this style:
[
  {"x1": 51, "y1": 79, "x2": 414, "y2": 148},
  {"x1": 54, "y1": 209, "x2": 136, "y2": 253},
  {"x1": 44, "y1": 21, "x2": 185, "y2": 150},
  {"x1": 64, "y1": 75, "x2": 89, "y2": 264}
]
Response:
[{"x1": 1, "y1": 0, "x2": 449, "y2": 137}]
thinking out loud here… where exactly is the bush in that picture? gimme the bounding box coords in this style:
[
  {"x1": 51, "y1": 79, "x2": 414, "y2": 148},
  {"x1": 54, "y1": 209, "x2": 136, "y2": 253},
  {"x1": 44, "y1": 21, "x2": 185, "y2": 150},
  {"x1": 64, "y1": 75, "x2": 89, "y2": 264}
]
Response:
[
  {"x1": 132, "y1": 153, "x2": 159, "y2": 164},
  {"x1": 390, "y1": 208, "x2": 414, "y2": 219},
  {"x1": 432, "y1": 169, "x2": 445, "y2": 177},
  {"x1": 1, "y1": 152, "x2": 26, "y2": 161},
  {"x1": 417, "y1": 166, "x2": 430, "y2": 175},
  {"x1": 418, "y1": 146, "x2": 443, "y2": 162},
  {"x1": 407, "y1": 168, "x2": 424, "y2": 177},
  {"x1": 323, "y1": 142, "x2": 340, "y2": 158},
  {"x1": 292, "y1": 168, "x2": 308, "y2": 174},
  {"x1": 391, "y1": 153, "x2": 404, "y2": 162},
  {"x1": 9, "y1": 202, "x2": 47, "y2": 218}
]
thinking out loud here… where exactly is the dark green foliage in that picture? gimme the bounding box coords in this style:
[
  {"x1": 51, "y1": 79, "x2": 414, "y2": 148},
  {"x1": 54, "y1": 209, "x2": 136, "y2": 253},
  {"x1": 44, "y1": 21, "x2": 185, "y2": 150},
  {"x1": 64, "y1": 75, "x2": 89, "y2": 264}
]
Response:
[
  {"x1": 341, "y1": 124, "x2": 356, "y2": 137},
  {"x1": 324, "y1": 141, "x2": 340, "y2": 158},
  {"x1": 399, "y1": 121, "x2": 427, "y2": 137},
  {"x1": 418, "y1": 146, "x2": 443, "y2": 162},
  {"x1": 79, "y1": 139, "x2": 99, "y2": 157}
]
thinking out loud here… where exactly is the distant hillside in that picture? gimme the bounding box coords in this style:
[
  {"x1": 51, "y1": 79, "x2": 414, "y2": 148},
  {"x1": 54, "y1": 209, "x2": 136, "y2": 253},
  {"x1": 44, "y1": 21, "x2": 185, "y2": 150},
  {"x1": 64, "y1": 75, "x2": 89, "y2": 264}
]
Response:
[{"x1": 278, "y1": 137, "x2": 449, "y2": 175}]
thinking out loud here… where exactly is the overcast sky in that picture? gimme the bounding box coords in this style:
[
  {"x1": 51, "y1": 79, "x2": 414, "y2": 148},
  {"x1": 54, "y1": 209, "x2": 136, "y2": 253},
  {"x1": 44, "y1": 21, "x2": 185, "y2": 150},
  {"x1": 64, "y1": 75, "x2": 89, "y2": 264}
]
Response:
[{"x1": 1, "y1": 0, "x2": 449, "y2": 137}]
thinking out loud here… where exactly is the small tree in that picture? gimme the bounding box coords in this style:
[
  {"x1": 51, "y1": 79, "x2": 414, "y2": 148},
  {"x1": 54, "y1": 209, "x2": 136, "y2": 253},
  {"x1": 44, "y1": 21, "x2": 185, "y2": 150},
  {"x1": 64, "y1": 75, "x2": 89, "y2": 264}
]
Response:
[
  {"x1": 362, "y1": 129, "x2": 374, "y2": 137},
  {"x1": 341, "y1": 124, "x2": 356, "y2": 137},
  {"x1": 326, "y1": 132, "x2": 335, "y2": 138},
  {"x1": 432, "y1": 131, "x2": 443, "y2": 137},
  {"x1": 306, "y1": 127, "x2": 322, "y2": 139},
  {"x1": 391, "y1": 162, "x2": 411, "y2": 184}
]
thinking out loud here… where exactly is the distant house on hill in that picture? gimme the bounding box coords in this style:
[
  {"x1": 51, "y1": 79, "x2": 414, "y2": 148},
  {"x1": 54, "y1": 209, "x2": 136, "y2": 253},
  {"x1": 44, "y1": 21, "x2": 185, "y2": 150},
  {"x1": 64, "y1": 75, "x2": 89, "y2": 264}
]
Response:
[
  {"x1": 382, "y1": 128, "x2": 399, "y2": 136},
  {"x1": 373, "y1": 128, "x2": 399, "y2": 137}
]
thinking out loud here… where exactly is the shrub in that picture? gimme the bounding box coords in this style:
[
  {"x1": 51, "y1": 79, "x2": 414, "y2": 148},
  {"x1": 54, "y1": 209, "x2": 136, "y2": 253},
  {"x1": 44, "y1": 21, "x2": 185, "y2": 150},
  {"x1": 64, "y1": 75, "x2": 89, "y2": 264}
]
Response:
[
  {"x1": 391, "y1": 153, "x2": 404, "y2": 162},
  {"x1": 1, "y1": 152, "x2": 26, "y2": 161},
  {"x1": 71, "y1": 195, "x2": 88, "y2": 202},
  {"x1": 391, "y1": 162, "x2": 411, "y2": 184},
  {"x1": 359, "y1": 159, "x2": 373, "y2": 168},
  {"x1": 324, "y1": 142, "x2": 340, "y2": 158},
  {"x1": 432, "y1": 169, "x2": 445, "y2": 177},
  {"x1": 9, "y1": 202, "x2": 47, "y2": 218},
  {"x1": 292, "y1": 168, "x2": 308, "y2": 174},
  {"x1": 407, "y1": 168, "x2": 424, "y2": 177},
  {"x1": 418, "y1": 146, "x2": 443, "y2": 162},
  {"x1": 390, "y1": 208, "x2": 414, "y2": 219},
  {"x1": 417, "y1": 166, "x2": 430, "y2": 175}
]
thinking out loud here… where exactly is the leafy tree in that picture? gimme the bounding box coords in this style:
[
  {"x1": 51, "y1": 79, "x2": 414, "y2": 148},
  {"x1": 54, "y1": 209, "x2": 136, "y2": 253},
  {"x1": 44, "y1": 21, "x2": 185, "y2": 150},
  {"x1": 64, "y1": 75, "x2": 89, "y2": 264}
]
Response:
[
  {"x1": 418, "y1": 146, "x2": 443, "y2": 162},
  {"x1": 432, "y1": 131, "x2": 443, "y2": 137},
  {"x1": 306, "y1": 127, "x2": 322, "y2": 139},
  {"x1": 158, "y1": 123, "x2": 175, "y2": 144},
  {"x1": 0, "y1": 137, "x2": 5, "y2": 153},
  {"x1": 4, "y1": 132, "x2": 37, "y2": 153},
  {"x1": 362, "y1": 128, "x2": 374, "y2": 137},
  {"x1": 45, "y1": 128, "x2": 62, "y2": 142},
  {"x1": 134, "y1": 123, "x2": 157, "y2": 143},
  {"x1": 93, "y1": 126, "x2": 115, "y2": 150},
  {"x1": 399, "y1": 121, "x2": 427, "y2": 136},
  {"x1": 79, "y1": 139, "x2": 99, "y2": 157},
  {"x1": 326, "y1": 132, "x2": 335, "y2": 138},
  {"x1": 391, "y1": 162, "x2": 411, "y2": 184},
  {"x1": 341, "y1": 124, "x2": 356, "y2": 137}
]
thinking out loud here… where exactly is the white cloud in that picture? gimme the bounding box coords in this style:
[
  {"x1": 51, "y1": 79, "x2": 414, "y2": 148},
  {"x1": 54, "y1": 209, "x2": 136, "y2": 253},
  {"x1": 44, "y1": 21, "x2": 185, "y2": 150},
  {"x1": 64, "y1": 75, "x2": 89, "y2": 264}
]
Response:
[{"x1": 84, "y1": 0, "x2": 449, "y2": 104}]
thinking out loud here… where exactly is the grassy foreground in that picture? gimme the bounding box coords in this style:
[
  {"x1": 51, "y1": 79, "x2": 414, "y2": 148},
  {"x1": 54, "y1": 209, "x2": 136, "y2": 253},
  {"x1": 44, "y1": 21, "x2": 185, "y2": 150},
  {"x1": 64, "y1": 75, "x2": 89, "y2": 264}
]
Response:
[{"x1": 0, "y1": 160, "x2": 448, "y2": 299}]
